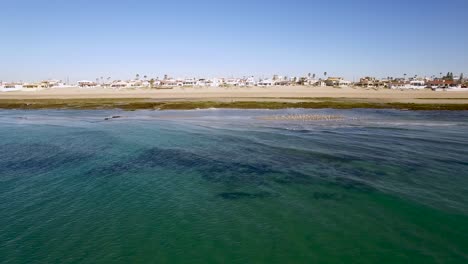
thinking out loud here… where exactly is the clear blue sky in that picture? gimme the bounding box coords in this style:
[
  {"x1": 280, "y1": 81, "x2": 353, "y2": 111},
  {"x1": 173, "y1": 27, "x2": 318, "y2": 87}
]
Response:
[{"x1": 1, "y1": 0, "x2": 467, "y2": 82}]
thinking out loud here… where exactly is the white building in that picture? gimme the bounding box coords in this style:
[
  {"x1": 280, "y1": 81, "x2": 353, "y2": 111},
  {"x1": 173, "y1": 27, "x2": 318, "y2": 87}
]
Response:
[
  {"x1": 210, "y1": 78, "x2": 223, "y2": 87},
  {"x1": 77, "y1": 80, "x2": 97, "y2": 88},
  {"x1": 245, "y1": 77, "x2": 256, "y2": 86},
  {"x1": 22, "y1": 83, "x2": 43, "y2": 91},
  {"x1": 225, "y1": 78, "x2": 240, "y2": 86},
  {"x1": 195, "y1": 79, "x2": 208, "y2": 86},
  {"x1": 337, "y1": 79, "x2": 352, "y2": 87},
  {"x1": 0, "y1": 83, "x2": 23, "y2": 92},
  {"x1": 183, "y1": 78, "x2": 197, "y2": 86},
  {"x1": 160, "y1": 79, "x2": 179, "y2": 87},
  {"x1": 258, "y1": 79, "x2": 274, "y2": 86},
  {"x1": 390, "y1": 80, "x2": 426, "y2": 90},
  {"x1": 111, "y1": 81, "x2": 131, "y2": 88}
]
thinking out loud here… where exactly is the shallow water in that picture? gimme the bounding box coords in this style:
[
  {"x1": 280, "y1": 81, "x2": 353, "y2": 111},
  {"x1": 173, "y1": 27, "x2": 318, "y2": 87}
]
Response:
[{"x1": 0, "y1": 109, "x2": 467, "y2": 263}]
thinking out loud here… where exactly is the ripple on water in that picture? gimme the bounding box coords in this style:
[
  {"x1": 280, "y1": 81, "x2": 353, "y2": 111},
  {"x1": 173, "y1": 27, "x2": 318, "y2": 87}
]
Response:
[{"x1": 1, "y1": 109, "x2": 468, "y2": 263}]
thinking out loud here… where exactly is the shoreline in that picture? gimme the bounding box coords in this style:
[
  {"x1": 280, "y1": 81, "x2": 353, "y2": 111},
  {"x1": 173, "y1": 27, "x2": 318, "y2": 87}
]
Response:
[
  {"x1": 1, "y1": 86, "x2": 468, "y2": 111},
  {"x1": 1, "y1": 98, "x2": 468, "y2": 111}
]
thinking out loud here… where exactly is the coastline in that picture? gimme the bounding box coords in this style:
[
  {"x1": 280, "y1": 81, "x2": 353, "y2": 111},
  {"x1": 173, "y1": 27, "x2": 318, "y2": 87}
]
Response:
[
  {"x1": 1, "y1": 86, "x2": 468, "y2": 110},
  {"x1": 1, "y1": 98, "x2": 468, "y2": 111}
]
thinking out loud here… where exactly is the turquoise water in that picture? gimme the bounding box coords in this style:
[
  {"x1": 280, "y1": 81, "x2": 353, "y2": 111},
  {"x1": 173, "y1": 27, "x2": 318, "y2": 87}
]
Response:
[{"x1": 0, "y1": 109, "x2": 467, "y2": 263}]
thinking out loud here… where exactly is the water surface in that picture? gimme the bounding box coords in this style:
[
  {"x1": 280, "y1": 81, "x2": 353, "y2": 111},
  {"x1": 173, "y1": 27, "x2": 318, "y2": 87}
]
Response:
[{"x1": 1, "y1": 109, "x2": 467, "y2": 263}]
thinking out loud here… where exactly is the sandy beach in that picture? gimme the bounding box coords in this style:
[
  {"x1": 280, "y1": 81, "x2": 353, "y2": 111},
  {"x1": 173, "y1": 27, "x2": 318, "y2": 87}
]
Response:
[
  {"x1": 1, "y1": 86, "x2": 468, "y2": 104},
  {"x1": 1, "y1": 86, "x2": 468, "y2": 110}
]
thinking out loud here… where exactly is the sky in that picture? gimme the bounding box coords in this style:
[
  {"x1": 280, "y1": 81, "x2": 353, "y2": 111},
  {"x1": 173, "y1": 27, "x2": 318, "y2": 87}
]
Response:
[{"x1": 1, "y1": 0, "x2": 467, "y2": 82}]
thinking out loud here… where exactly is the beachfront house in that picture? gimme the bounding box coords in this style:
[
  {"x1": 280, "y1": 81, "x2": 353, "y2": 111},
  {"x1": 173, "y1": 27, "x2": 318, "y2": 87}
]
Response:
[
  {"x1": 183, "y1": 78, "x2": 197, "y2": 86},
  {"x1": 225, "y1": 78, "x2": 241, "y2": 86},
  {"x1": 0, "y1": 83, "x2": 23, "y2": 92},
  {"x1": 111, "y1": 81, "x2": 130, "y2": 88},
  {"x1": 388, "y1": 80, "x2": 406, "y2": 89},
  {"x1": 258, "y1": 79, "x2": 274, "y2": 86},
  {"x1": 306, "y1": 78, "x2": 319, "y2": 86},
  {"x1": 427, "y1": 79, "x2": 455, "y2": 89},
  {"x1": 150, "y1": 79, "x2": 161, "y2": 87},
  {"x1": 237, "y1": 79, "x2": 248, "y2": 87},
  {"x1": 232, "y1": 77, "x2": 256, "y2": 87},
  {"x1": 427, "y1": 79, "x2": 467, "y2": 91},
  {"x1": 160, "y1": 79, "x2": 179, "y2": 87},
  {"x1": 314, "y1": 80, "x2": 327, "y2": 87},
  {"x1": 409, "y1": 80, "x2": 426, "y2": 89},
  {"x1": 129, "y1": 81, "x2": 144, "y2": 87},
  {"x1": 337, "y1": 79, "x2": 352, "y2": 87},
  {"x1": 274, "y1": 79, "x2": 290, "y2": 86},
  {"x1": 245, "y1": 77, "x2": 257, "y2": 86},
  {"x1": 389, "y1": 80, "x2": 426, "y2": 90},
  {"x1": 41, "y1": 80, "x2": 66, "y2": 88},
  {"x1": 210, "y1": 78, "x2": 224, "y2": 87},
  {"x1": 77, "y1": 80, "x2": 97, "y2": 88},
  {"x1": 325, "y1": 77, "x2": 351, "y2": 87},
  {"x1": 356, "y1": 77, "x2": 386, "y2": 88},
  {"x1": 195, "y1": 79, "x2": 208, "y2": 86},
  {"x1": 22, "y1": 83, "x2": 42, "y2": 89}
]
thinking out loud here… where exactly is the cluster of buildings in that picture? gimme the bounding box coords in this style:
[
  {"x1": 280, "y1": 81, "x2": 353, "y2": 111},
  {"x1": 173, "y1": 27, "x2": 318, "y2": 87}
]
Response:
[
  {"x1": 355, "y1": 74, "x2": 467, "y2": 91},
  {"x1": 0, "y1": 80, "x2": 71, "y2": 92},
  {"x1": 2, "y1": 73, "x2": 467, "y2": 92}
]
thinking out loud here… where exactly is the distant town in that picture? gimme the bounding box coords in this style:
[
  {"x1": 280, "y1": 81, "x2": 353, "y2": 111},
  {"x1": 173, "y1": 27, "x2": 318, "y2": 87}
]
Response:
[{"x1": 1, "y1": 72, "x2": 467, "y2": 92}]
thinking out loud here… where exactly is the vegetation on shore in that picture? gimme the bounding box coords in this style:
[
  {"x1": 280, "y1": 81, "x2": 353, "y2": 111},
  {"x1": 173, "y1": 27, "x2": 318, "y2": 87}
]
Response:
[{"x1": 0, "y1": 98, "x2": 467, "y2": 111}]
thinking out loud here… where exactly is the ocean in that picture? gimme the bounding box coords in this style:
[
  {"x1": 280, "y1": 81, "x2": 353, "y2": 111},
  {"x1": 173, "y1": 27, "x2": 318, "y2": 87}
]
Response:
[{"x1": 0, "y1": 109, "x2": 467, "y2": 263}]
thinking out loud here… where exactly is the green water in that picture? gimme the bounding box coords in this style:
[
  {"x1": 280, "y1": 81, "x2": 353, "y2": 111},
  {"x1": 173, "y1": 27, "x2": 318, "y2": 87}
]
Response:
[{"x1": 0, "y1": 109, "x2": 467, "y2": 263}]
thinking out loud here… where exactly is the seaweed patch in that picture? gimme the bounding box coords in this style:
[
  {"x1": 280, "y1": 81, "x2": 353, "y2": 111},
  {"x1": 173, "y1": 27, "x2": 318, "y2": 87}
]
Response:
[{"x1": 0, "y1": 143, "x2": 91, "y2": 173}]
